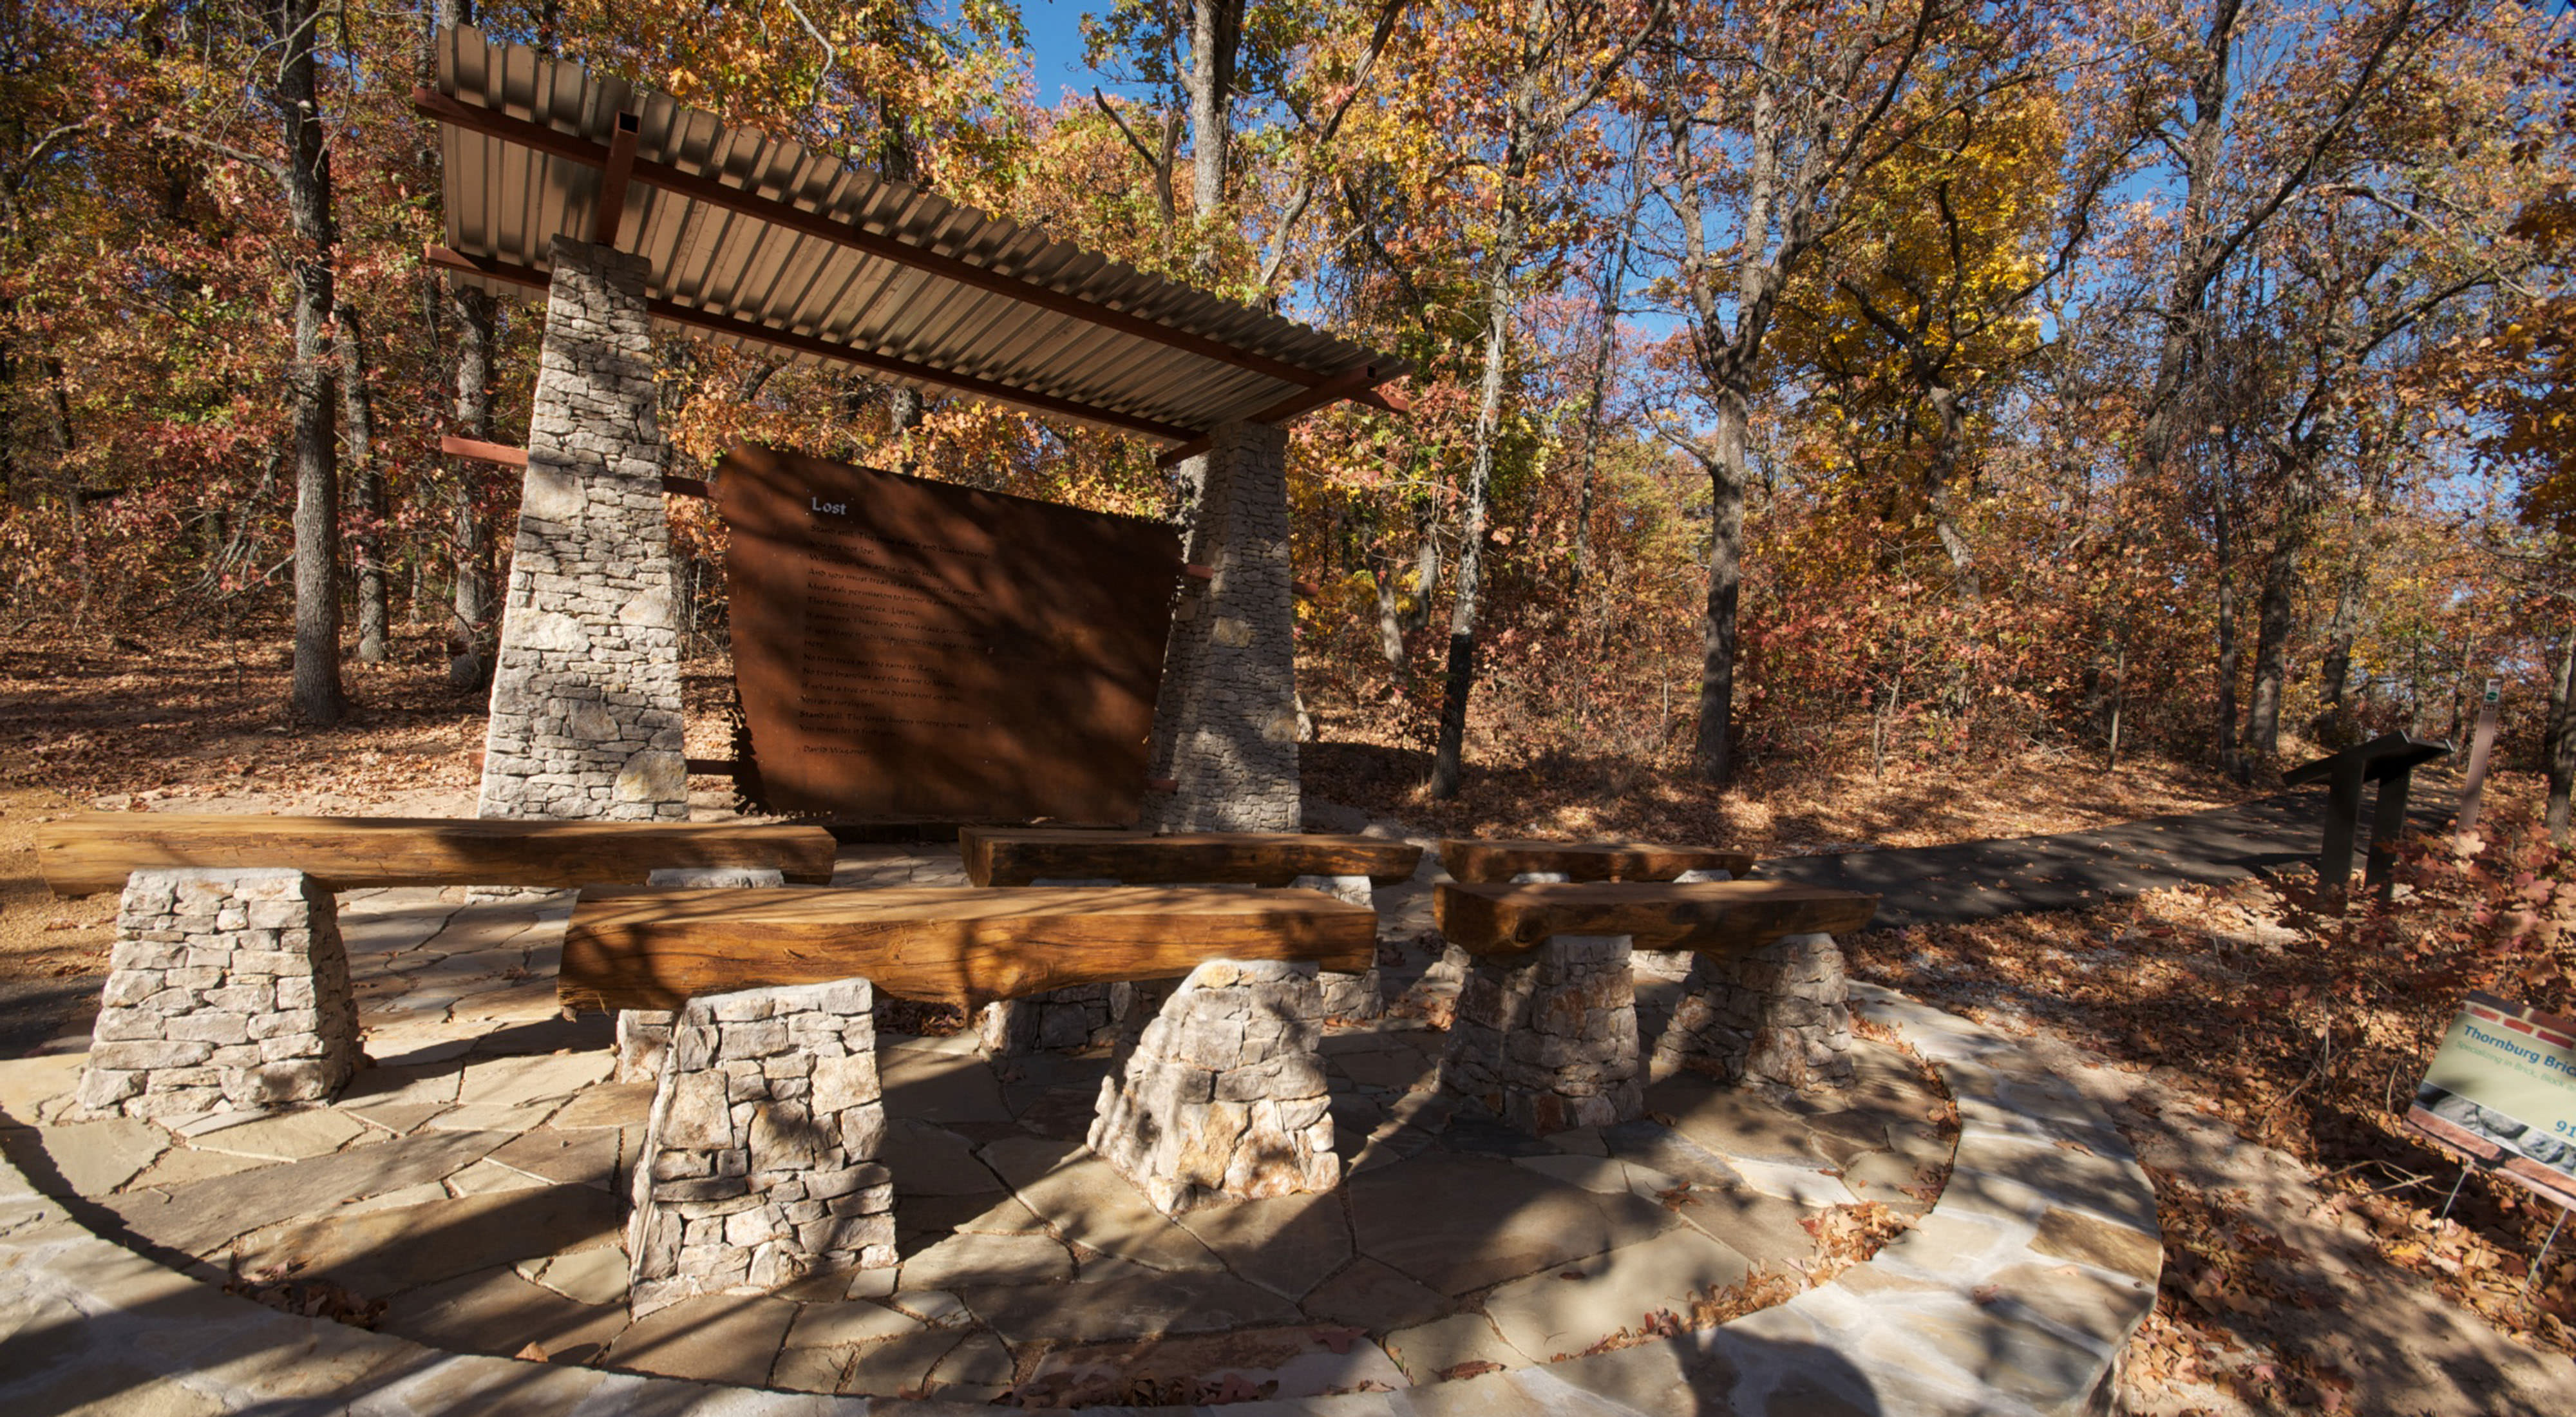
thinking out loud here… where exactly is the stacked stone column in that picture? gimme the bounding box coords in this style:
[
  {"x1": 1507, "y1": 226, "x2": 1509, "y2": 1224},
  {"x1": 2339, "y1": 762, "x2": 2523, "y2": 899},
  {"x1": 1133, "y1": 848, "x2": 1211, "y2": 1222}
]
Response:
[
  {"x1": 78, "y1": 868, "x2": 360, "y2": 1120},
  {"x1": 1145, "y1": 422, "x2": 1300, "y2": 833},
  {"x1": 627, "y1": 980, "x2": 895, "y2": 1314},
  {"x1": 1652, "y1": 932, "x2": 1856, "y2": 1091},
  {"x1": 1090, "y1": 959, "x2": 1337, "y2": 1215},
  {"x1": 1441, "y1": 934, "x2": 1643, "y2": 1134},
  {"x1": 477, "y1": 235, "x2": 688, "y2": 823}
]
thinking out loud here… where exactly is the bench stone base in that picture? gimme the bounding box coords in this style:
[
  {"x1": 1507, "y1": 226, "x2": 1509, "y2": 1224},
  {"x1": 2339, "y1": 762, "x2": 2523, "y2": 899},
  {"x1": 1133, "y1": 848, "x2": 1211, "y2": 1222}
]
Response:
[
  {"x1": 627, "y1": 980, "x2": 894, "y2": 1315},
  {"x1": 1293, "y1": 873, "x2": 1381, "y2": 1020},
  {"x1": 612, "y1": 868, "x2": 786, "y2": 1081},
  {"x1": 1635, "y1": 868, "x2": 1734, "y2": 978},
  {"x1": 78, "y1": 868, "x2": 360, "y2": 1121},
  {"x1": 1653, "y1": 931, "x2": 1855, "y2": 1090},
  {"x1": 1091, "y1": 958, "x2": 1336, "y2": 1215},
  {"x1": 1441, "y1": 933, "x2": 1642, "y2": 1134}
]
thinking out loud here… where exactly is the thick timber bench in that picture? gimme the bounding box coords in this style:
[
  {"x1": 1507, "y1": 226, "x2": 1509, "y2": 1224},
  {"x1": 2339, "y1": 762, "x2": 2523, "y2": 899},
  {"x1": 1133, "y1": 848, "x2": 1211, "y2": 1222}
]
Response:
[
  {"x1": 959, "y1": 828, "x2": 1424, "y2": 1041},
  {"x1": 1438, "y1": 837, "x2": 1754, "y2": 884},
  {"x1": 1434, "y1": 880, "x2": 1880, "y2": 1132},
  {"x1": 38, "y1": 813, "x2": 838, "y2": 1123},
  {"x1": 558, "y1": 884, "x2": 1374, "y2": 1307}
]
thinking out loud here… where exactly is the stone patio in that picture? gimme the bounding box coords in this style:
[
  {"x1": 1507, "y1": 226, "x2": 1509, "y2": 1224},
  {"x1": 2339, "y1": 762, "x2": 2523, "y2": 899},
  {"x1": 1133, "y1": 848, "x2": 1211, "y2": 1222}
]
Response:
[{"x1": 0, "y1": 838, "x2": 2158, "y2": 1413}]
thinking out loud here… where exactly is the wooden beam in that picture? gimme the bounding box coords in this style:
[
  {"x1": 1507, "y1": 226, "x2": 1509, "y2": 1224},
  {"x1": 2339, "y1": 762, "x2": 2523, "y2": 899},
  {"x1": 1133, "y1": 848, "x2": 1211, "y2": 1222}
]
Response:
[
  {"x1": 413, "y1": 86, "x2": 1402, "y2": 414},
  {"x1": 1439, "y1": 839, "x2": 1756, "y2": 885},
  {"x1": 662, "y1": 475, "x2": 710, "y2": 499},
  {"x1": 35, "y1": 813, "x2": 840, "y2": 896},
  {"x1": 425, "y1": 245, "x2": 1200, "y2": 444},
  {"x1": 959, "y1": 828, "x2": 1424, "y2": 888},
  {"x1": 1154, "y1": 366, "x2": 1401, "y2": 468},
  {"x1": 1434, "y1": 880, "x2": 1881, "y2": 957},
  {"x1": 558, "y1": 884, "x2": 1379, "y2": 1011},
  {"x1": 593, "y1": 109, "x2": 639, "y2": 247},
  {"x1": 441, "y1": 434, "x2": 527, "y2": 468}
]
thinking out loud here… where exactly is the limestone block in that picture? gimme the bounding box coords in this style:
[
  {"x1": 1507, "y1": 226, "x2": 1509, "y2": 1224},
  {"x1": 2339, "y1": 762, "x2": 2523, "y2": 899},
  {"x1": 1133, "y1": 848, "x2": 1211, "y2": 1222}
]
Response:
[
  {"x1": 1091, "y1": 958, "x2": 1338, "y2": 1215},
  {"x1": 1441, "y1": 933, "x2": 1643, "y2": 1134},
  {"x1": 1652, "y1": 931, "x2": 1855, "y2": 1091},
  {"x1": 1294, "y1": 874, "x2": 1383, "y2": 1020},
  {"x1": 78, "y1": 868, "x2": 359, "y2": 1120},
  {"x1": 628, "y1": 979, "x2": 895, "y2": 1315}
]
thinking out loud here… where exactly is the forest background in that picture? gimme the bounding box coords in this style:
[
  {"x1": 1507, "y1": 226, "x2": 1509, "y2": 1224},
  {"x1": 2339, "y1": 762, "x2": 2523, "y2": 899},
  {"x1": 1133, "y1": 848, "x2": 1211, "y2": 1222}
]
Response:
[{"x1": 4, "y1": 0, "x2": 2574, "y2": 825}]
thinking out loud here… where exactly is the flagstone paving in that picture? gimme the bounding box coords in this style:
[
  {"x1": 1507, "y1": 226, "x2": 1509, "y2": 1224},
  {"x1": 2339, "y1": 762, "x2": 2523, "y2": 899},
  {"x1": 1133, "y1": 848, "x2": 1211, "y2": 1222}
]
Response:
[{"x1": 0, "y1": 846, "x2": 2161, "y2": 1412}]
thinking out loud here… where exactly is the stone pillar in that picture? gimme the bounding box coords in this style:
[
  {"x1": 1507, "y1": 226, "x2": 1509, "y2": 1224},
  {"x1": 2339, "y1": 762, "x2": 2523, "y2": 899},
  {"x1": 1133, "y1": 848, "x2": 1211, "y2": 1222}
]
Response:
[
  {"x1": 612, "y1": 868, "x2": 787, "y2": 1083},
  {"x1": 78, "y1": 868, "x2": 360, "y2": 1121},
  {"x1": 478, "y1": 236, "x2": 687, "y2": 823},
  {"x1": 1145, "y1": 422, "x2": 1299, "y2": 832},
  {"x1": 627, "y1": 980, "x2": 895, "y2": 1315},
  {"x1": 977, "y1": 877, "x2": 1140, "y2": 1056},
  {"x1": 1294, "y1": 874, "x2": 1382, "y2": 1020},
  {"x1": 1090, "y1": 959, "x2": 1336, "y2": 1215},
  {"x1": 1441, "y1": 935, "x2": 1643, "y2": 1134},
  {"x1": 1652, "y1": 933, "x2": 1855, "y2": 1091},
  {"x1": 1636, "y1": 868, "x2": 1732, "y2": 978}
]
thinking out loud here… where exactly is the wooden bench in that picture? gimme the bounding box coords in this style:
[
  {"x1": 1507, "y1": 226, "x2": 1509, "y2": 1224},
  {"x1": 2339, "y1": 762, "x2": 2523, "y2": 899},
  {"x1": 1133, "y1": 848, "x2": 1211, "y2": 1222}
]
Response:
[
  {"x1": 1438, "y1": 838, "x2": 1753, "y2": 885},
  {"x1": 35, "y1": 813, "x2": 840, "y2": 895},
  {"x1": 1434, "y1": 879, "x2": 1884, "y2": 1128},
  {"x1": 960, "y1": 828, "x2": 1422, "y2": 888},
  {"x1": 1435, "y1": 880, "x2": 1879, "y2": 955},
  {"x1": 558, "y1": 884, "x2": 1377, "y2": 1012}
]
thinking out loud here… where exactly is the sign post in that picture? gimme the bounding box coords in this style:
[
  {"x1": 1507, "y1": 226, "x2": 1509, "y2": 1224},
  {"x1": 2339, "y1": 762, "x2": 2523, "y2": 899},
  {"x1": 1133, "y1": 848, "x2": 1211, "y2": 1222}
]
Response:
[{"x1": 2457, "y1": 678, "x2": 2503, "y2": 835}]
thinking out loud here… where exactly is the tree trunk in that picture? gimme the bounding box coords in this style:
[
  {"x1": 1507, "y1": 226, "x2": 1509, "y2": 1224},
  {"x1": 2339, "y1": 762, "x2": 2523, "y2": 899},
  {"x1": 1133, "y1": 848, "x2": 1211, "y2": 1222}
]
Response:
[
  {"x1": 1924, "y1": 384, "x2": 1978, "y2": 598},
  {"x1": 270, "y1": 0, "x2": 345, "y2": 727},
  {"x1": 1431, "y1": 281, "x2": 1515, "y2": 799},
  {"x1": 2214, "y1": 457, "x2": 2243, "y2": 781},
  {"x1": 2313, "y1": 541, "x2": 2370, "y2": 741},
  {"x1": 1185, "y1": 0, "x2": 1242, "y2": 280},
  {"x1": 1696, "y1": 385, "x2": 1750, "y2": 786},
  {"x1": 2243, "y1": 521, "x2": 2299, "y2": 761},
  {"x1": 450, "y1": 285, "x2": 495, "y2": 652},
  {"x1": 2549, "y1": 629, "x2": 2576, "y2": 844},
  {"x1": 343, "y1": 306, "x2": 388, "y2": 665}
]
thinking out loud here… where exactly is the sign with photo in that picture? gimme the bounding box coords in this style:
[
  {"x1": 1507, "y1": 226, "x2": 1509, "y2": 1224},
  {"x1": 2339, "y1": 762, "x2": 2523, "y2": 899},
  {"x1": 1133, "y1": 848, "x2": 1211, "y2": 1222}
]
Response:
[{"x1": 2406, "y1": 991, "x2": 2576, "y2": 1210}]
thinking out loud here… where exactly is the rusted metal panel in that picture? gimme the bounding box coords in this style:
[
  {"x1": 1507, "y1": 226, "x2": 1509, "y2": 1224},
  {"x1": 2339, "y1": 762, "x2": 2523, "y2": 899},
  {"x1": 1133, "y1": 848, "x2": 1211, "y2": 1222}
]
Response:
[{"x1": 716, "y1": 445, "x2": 1179, "y2": 824}]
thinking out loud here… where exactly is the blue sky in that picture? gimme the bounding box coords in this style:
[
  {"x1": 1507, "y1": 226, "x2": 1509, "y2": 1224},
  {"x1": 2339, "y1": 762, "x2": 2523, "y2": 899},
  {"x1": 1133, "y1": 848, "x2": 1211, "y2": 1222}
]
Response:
[{"x1": 1019, "y1": 0, "x2": 1109, "y2": 104}]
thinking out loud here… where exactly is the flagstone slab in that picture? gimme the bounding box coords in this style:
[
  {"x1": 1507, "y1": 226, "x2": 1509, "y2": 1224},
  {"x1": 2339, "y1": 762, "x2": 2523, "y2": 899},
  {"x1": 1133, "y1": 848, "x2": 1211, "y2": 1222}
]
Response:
[
  {"x1": 1725, "y1": 1156, "x2": 1857, "y2": 1208},
  {"x1": 190, "y1": 1108, "x2": 366, "y2": 1161},
  {"x1": 453, "y1": 1052, "x2": 611, "y2": 1109},
  {"x1": 1511, "y1": 1153, "x2": 1634, "y2": 1195},
  {"x1": 929, "y1": 1331, "x2": 1015, "y2": 1389},
  {"x1": 1385, "y1": 1313, "x2": 1531, "y2": 1383},
  {"x1": 445, "y1": 1157, "x2": 549, "y2": 1195},
  {"x1": 1171, "y1": 1190, "x2": 1354, "y2": 1300},
  {"x1": 1297, "y1": 1255, "x2": 1454, "y2": 1335},
  {"x1": 1660, "y1": 1184, "x2": 1823, "y2": 1268},
  {"x1": 957, "y1": 1267, "x2": 1303, "y2": 1345},
  {"x1": 1641, "y1": 1077, "x2": 1826, "y2": 1167},
  {"x1": 977, "y1": 1136, "x2": 1226, "y2": 1273},
  {"x1": 839, "y1": 1327, "x2": 968, "y2": 1396},
  {"x1": 1349, "y1": 1150, "x2": 1678, "y2": 1295},
  {"x1": 1483, "y1": 1229, "x2": 1753, "y2": 1361},
  {"x1": 884, "y1": 1119, "x2": 1004, "y2": 1197},
  {"x1": 784, "y1": 1300, "x2": 925, "y2": 1349},
  {"x1": 1027, "y1": 1326, "x2": 1413, "y2": 1403},
  {"x1": 881, "y1": 1048, "x2": 1012, "y2": 1125},
  {"x1": 125, "y1": 1144, "x2": 267, "y2": 1191},
  {"x1": 340, "y1": 1063, "x2": 465, "y2": 1109},
  {"x1": 102, "y1": 1127, "x2": 509, "y2": 1253},
  {"x1": 520, "y1": 1242, "x2": 629, "y2": 1305},
  {"x1": 487, "y1": 1128, "x2": 617, "y2": 1188},
  {"x1": 0, "y1": 1052, "x2": 86, "y2": 1127},
  {"x1": 16, "y1": 1118, "x2": 166, "y2": 1196},
  {"x1": 545, "y1": 1080, "x2": 657, "y2": 1130},
  {"x1": 898, "y1": 1230, "x2": 1075, "y2": 1291},
  {"x1": 603, "y1": 1291, "x2": 799, "y2": 1386},
  {"x1": 377, "y1": 1264, "x2": 626, "y2": 1364},
  {"x1": 230, "y1": 1182, "x2": 618, "y2": 1294},
  {"x1": 770, "y1": 1344, "x2": 857, "y2": 1394}
]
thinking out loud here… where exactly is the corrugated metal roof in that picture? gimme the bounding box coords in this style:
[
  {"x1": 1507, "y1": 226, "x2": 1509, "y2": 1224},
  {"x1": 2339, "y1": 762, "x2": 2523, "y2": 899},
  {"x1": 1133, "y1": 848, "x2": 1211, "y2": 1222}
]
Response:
[{"x1": 428, "y1": 25, "x2": 1405, "y2": 444}]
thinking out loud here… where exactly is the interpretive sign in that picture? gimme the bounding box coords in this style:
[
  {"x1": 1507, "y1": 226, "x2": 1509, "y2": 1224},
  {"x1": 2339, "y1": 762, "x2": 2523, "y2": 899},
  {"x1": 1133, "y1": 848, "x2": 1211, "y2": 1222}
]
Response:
[
  {"x1": 2407, "y1": 990, "x2": 2576, "y2": 1209},
  {"x1": 715, "y1": 445, "x2": 1179, "y2": 823}
]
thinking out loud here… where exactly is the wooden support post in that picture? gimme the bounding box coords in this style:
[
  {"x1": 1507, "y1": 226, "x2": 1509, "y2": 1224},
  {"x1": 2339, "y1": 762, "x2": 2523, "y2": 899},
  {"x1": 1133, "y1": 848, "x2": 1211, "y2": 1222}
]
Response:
[
  {"x1": 2367, "y1": 769, "x2": 2415, "y2": 900},
  {"x1": 2320, "y1": 759, "x2": 2366, "y2": 912},
  {"x1": 594, "y1": 111, "x2": 639, "y2": 247}
]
